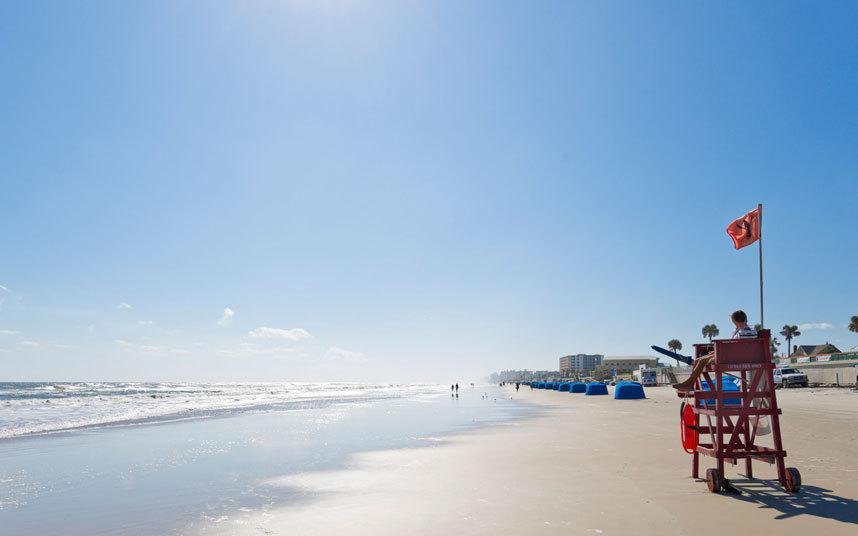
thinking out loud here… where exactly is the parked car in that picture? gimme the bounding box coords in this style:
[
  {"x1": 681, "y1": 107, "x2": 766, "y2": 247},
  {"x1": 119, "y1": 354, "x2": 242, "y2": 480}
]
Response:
[{"x1": 773, "y1": 367, "x2": 808, "y2": 388}]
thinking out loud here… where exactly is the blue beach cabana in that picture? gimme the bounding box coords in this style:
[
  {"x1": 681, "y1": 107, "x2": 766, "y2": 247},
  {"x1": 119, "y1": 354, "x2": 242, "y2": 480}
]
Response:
[
  {"x1": 585, "y1": 382, "x2": 608, "y2": 395},
  {"x1": 569, "y1": 382, "x2": 587, "y2": 393},
  {"x1": 613, "y1": 381, "x2": 646, "y2": 400},
  {"x1": 558, "y1": 382, "x2": 571, "y2": 392}
]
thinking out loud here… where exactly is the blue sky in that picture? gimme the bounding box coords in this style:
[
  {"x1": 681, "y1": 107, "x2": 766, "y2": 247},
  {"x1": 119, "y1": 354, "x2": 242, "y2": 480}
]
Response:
[{"x1": 2, "y1": 1, "x2": 856, "y2": 382}]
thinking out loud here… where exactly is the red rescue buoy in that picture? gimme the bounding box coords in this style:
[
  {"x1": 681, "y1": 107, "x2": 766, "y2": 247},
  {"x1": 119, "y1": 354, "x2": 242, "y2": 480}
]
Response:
[{"x1": 680, "y1": 402, "x2": 698, "y2": 453}]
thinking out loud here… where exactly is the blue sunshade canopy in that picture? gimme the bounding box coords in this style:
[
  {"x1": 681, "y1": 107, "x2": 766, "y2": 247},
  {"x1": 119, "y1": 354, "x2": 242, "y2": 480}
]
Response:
[{"x1": 585, "y1": 382, "x2": 608, "y2": 395}]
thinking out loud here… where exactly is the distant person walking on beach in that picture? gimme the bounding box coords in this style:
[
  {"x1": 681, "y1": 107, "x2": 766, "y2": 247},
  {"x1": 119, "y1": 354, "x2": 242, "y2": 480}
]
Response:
[
  {"x1": 455, "y1": 383, "x2": 459, "y2": 393},
  {"x1": 515, "y1": 382, "x2": 520, "y2": 392}
]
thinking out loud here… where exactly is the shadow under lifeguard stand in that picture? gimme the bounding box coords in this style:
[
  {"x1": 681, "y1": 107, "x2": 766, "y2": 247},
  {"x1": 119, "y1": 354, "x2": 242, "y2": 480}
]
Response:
[{"x1": 724, "y1": 478, "x2": 858, "y2": 525}]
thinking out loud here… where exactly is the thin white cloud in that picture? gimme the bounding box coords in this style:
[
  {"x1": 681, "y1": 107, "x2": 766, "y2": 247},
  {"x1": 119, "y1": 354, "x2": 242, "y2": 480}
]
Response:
[
  {"x1": 53, "y1": 344, "x2": 73, "y2": 349},
  {"x1": 798, "y1": 322, "x2": 835, "y2": 331},
  {"x1": 0, "y1": 329, "x2": 20, "y2": 335},
  {"x1": 19, "y1": 340, "x2": 40, "y2": 348},
  {"x1": 118, "y1": 302, "x2": 133, "y2": 310},
  {"x1": 325, "y1": 346, "x2": 368, "y2": 363},
  {"x1": 217, "y1": 307, "x2": 235, "y2": 326},
  {"x1": 217, "y1": 343, "x2": 298, "y2": 359},
  {"x1": 138, "y1": 320, "x2": 154, "y2": 326},
  {"x1": 0, "y1": 284, "x2": 9, "y2": 292},
  {"x1": 247, "y1": 327, "x2": 312, "y2": 341},
  {"x1": 142, "y1": 345, "x2": 190, "y2": 356},
  {"x1": 114, "y1": 339, "x2": 189, "y2": 356}
]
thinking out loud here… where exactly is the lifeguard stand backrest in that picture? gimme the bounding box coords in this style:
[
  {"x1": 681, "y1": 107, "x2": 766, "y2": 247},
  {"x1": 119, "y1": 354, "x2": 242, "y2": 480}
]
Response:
[
  {"x1": 694, "y1": 343, "x2": 714, "y2": 360},
  {"x1": 713, "y1": 329, "x2": 771, "y2": 365}
]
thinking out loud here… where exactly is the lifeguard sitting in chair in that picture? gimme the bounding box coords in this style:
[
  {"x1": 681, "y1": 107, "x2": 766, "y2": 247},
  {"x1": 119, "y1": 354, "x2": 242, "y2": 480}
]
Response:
[{"x1": 672, "y1": 310, "x2": 756, "y2": 391}]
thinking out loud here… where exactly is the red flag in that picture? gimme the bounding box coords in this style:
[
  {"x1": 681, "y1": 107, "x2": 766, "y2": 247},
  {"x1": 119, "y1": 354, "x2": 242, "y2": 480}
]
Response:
[{"x1": 726, "y1": 207, "x2": 761, "y2": 250}]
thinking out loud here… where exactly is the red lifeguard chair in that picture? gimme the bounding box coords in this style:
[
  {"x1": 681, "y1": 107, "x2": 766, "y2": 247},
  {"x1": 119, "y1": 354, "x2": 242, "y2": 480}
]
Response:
[{"x1": 677, "y1": 329, "x2": 801, "y2": 493}]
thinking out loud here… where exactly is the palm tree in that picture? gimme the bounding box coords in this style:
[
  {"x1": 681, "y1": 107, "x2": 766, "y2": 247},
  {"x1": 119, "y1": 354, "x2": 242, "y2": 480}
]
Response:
[
  {"x1": 849, "y1": 316, "x2": 858, "y2": 333},
  {"x1": 668, "y1": 339, "x2": 683, "y2": 354},
  {"x1": 701, "y1": 324, "x2": 720, "y2": 341},
  {"x1": 780, "y1": 325, "x2": 801, "y2": 356},
  {"x1": 770, "y1": 337, "x2": 781, "y2": 358}
]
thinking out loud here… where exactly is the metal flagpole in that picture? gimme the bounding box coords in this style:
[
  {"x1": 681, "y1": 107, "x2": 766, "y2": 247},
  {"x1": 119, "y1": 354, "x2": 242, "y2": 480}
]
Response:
[{"x1": 758, "y1": 203, "x2": 764, "y2": 328}]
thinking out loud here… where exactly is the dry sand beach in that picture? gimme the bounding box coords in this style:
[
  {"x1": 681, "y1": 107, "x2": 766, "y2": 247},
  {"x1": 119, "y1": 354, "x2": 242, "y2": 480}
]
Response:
[{"x1": 202, "y1": 386, "x2": 858, "y2": 536}]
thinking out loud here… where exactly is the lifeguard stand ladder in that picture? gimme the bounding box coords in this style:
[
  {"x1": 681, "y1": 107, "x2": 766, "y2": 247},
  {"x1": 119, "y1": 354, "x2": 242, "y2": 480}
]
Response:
[{"x1": 678, "y1": 329, "x2": 801, "y2": 493}]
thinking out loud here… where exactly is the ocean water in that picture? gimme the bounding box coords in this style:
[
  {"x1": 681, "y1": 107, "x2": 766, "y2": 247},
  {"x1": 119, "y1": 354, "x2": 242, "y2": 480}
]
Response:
[
  {"x1": 0, "y1": 381, "x2": 442, "y2": 439},
  {"x1": 0, "y1": 382, "x2": 534, "y2": 535}
]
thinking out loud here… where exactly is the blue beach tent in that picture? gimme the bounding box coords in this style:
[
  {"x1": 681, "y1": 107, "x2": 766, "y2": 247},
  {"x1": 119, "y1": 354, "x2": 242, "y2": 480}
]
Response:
[
  {"x1": 569, "y1": 382, "x2": 587, "y2": 393},
  {"x1": 558, "y1": 382, "x2": 571, "y2": 392},
  {"x1": 552, "y1": 382, "x2": 561, "y2": 390},
  {"x1": 585, "y1": 382, "x2": 609, "y2": 395},
  {"x1": 613, "y1": 381, "x2": 646, "y2": 400}
]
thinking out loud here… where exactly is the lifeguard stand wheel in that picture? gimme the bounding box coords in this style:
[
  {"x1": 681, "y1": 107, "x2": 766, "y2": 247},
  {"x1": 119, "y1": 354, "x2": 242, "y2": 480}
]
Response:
[{"x1": 705, "y1": 468, "x2": 723, "y2": 492}]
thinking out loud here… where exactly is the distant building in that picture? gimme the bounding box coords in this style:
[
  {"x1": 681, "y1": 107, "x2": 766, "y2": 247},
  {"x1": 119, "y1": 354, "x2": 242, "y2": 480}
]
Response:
[
  {"x1": 602, "y1": 356, "x2": 659, "y2": 374},
  {"x1": 559, "y1": 354, "x2": 603, "y2": 377},
  {"x1": 791, "y1": 343, "x2": 841, "y2": 358}
]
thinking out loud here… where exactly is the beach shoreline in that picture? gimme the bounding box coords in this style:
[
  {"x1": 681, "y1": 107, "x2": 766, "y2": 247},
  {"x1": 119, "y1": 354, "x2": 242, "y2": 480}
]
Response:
[{"x1": 198, "y1": 386, "x2": 858, "y2": 536}]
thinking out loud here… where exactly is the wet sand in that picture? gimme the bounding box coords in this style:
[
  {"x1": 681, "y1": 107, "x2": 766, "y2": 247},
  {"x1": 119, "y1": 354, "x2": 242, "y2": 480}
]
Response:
[{"x1": 200, "y1": 386, "x2": 858, "y2": 535}]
